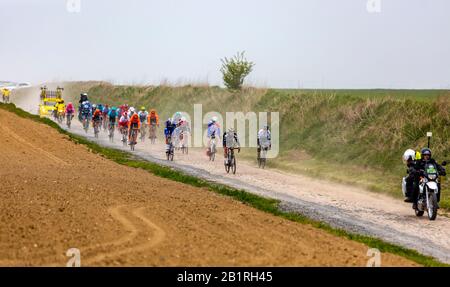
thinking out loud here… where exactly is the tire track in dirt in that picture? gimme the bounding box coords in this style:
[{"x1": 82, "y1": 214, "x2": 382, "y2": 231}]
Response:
[
  {"x1": 82, "y1": 205, "x2": 165, "y2": 265},
  {"x1": 0, "y1": 205, "x2": 165, "y2": 266}
]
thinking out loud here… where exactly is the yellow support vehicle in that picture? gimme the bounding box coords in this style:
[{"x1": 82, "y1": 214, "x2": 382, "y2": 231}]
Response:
[{"x1": 38, "y1": 86, "x2": 64, "y2": 117}]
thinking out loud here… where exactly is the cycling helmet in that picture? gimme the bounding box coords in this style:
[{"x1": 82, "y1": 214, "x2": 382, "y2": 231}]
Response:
[
  {"x1": 402, "y1": 149, "x2": 416, "y2": 163},
  {"x1": 211, "y1": 116, "x2": 218, "y2": 123},
  {"x1": 92, "y1": 104, "x2": 97, "y2": 109},
  {"x1": 150, "y1": 109, "x2": 156, "y2": 113},
  {"x1": 129, "y1": 107, "x2": 135, "y2": 114},
  {"x1": 421, "y1": 148, "x2": 432, "y2": 158},
  {"x1": 141, "y1": 106, "x2": 146, "y2": 111}
]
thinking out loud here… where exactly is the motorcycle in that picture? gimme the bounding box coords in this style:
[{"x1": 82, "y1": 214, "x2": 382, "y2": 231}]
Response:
[{"x1": 414, "y1": 161, "x2": 446, "y2": 220}]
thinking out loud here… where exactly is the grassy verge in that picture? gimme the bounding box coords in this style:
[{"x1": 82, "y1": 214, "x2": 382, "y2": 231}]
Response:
[{"x1": 1, "y1": 102, "x2": 447, "y2": 267}]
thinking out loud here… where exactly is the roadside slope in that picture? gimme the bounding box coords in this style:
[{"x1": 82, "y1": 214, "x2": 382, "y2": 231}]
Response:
[{"x1": 0, "y1": 108, "x2": 418, "y2": 266}]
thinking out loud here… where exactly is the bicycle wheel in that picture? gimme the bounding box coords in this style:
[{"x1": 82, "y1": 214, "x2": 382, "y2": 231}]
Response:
[
  {"x1": 232, "y1": 157, "x2": 237, "y2": 174},
  {"x1": 225, "y1": 152, "x2": 231, "y2": 173}
]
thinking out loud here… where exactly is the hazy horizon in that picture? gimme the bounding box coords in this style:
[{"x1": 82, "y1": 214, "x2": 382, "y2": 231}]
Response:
[{"x1": 1, "y1": 0, "x2": 450, "y2": 89}]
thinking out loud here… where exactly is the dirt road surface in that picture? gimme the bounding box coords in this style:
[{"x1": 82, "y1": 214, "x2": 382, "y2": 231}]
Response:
[{"x1": 0, "y1": 109, "x2": 417, "y2": 266}]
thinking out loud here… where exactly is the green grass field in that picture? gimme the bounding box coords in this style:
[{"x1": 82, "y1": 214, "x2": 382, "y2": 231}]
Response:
[{"x1": 62, "y1": 82, "x2": 450, "y2": 209}]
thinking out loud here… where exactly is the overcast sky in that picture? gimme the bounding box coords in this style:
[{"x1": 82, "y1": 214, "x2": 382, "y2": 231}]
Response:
[{"x1": 1, "y1": 0, "x2": 449, "y2": 88}]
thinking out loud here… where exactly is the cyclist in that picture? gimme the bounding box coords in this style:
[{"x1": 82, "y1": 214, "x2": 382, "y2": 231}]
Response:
[
  {"x1": 118, "y1": 111, "x2": 129, "y2": 136},
  {"x1": 147, "y1": 109, "x2": 159, "y2": 140},
  {"x1": 91, "y1": 104, "x2": 97, "y2": 115},
  {"x1": 164, "y1": 118, "x2": 176, "y2": 155},
  {"x1": 80, "y1": 100, "x2": 92, "y2": 127},
  {"x1": 128, "y1": 112, "x2": 141, "y2": 144},
  {"x1": 138, "y1": 106, "x2": 149, "y2": 126},
  {"x1": 118, "y1": 104, "x2": 127, "y2": 118},
  {"x1": 223, "y1": 128, "x2": 241, "y2": 164},
  {"x1": 207, "y1": 117, "x2": 221, "y2": 155},
  {"x1": 2, "y1": 88, "x2": 11, "y2": 103},
  {"x1": 102, "y1": 104, "x2": 109, "y2": 129},
  {"x1": 128, "y1": 106, "x2": 136, "y2": 116},
  {"x1": 79, "y1": 92, "x2": 88, "y2": 104},
  {"x1": 65, "y1": 102, "x2": 75, "y2": 119},
  {"x1": 56, "y1": 99, "x2": 66, "y2": 121},
  {"x1": 108, "y1": 106, "x2": 118, "y2": 128},
  {"x1": 148, "y1": 109, "x2": 160, "y2": 126},
  {"x1": 164, "y1": 118, "x2": 176, "y2": 144},
  {"x1": 92, "y1": 108, "x2": 102, "y2": 131},
  {"x1": 257, "y1": 125, "x2": 271, "y2": 156}
]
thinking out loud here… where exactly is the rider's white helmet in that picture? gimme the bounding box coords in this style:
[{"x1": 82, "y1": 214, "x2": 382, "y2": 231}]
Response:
[
  {"x1": 211, "y1": 116, "x2": 218, "y2": 123},
  {"x1": 402, "y1": 149, "x2": 416, "y2": 164},
  {"x1": 129, "y1": 107, "x2": 135, "y2": 113}
]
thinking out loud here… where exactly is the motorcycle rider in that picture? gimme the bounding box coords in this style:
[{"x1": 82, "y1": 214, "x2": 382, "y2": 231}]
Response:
[
  {"x1": 402, "y1": 149, "x2": 417, "y2": 203},
  {"x1": 409, "y1": 148, "x2": 446, "y2": 210},
  {"x1": 223, "y1": 128, "x2": 241, "y2": 164}
]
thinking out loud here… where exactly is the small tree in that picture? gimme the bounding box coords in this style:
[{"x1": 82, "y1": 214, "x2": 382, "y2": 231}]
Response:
[{"x1": 220, "y1": 51, "x2": 254, "y2": 90}]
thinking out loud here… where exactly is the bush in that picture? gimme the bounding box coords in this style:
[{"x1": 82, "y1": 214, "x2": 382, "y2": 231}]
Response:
[{"x1": 220, "y1": 51, "x2": 254, "y2": 90}]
